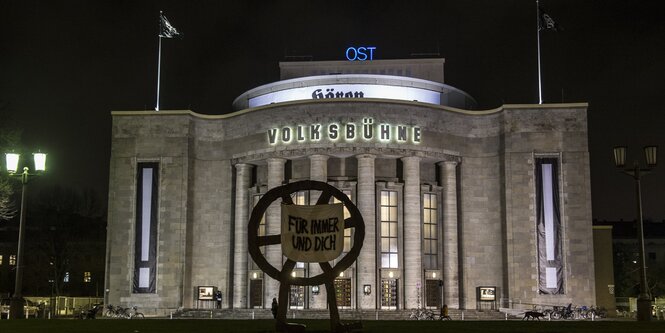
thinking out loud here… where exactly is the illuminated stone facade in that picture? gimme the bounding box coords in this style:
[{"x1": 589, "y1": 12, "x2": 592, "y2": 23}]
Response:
[{"x1": 105, "y1": 59, "x2": 595, "y2": 314}]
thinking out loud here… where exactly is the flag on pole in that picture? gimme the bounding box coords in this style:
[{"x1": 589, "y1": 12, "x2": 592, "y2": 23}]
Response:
[
  {"x1": 159, "y1": 12, "x2": 181, "y2": 38},
  {"x1": 155, "y1": 11, "x2": 182, "y2": 111},
  {"x1": 538, "y1": 7, "x2": 560, "y2": 32}
]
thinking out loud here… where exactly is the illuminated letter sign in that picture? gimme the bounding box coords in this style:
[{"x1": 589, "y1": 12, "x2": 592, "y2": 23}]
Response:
[
  {"x1": 346, "y1": 46, "x2": 376, "y2": 61},
  {"x1": 248, "y1": 84, "x2": 440, "y2": 108},
  {"x1": 268, "y1": 118, "x2": 421, "y2": 145}
]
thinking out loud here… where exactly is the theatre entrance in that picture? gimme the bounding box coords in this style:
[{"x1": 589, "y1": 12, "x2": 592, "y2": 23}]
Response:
[{"x1": 381, "y1": 279, "x2": 399, "y2": 309}]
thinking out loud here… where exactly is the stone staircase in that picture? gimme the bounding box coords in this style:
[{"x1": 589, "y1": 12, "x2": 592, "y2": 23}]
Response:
[{"x1": 174, "y1": 308, "x2": 510, "y2": 320}]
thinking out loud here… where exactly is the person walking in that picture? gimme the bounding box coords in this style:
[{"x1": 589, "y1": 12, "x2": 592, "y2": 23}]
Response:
[
  {"x1": 440, "y1": 304, "x2": 451, "y2": 320},
  {"x1": 215, "y1": 290, "x2": 222, "y2": 309},
  {"x1": 271, "y1": 298, "x2": 279, "y2": 319}
]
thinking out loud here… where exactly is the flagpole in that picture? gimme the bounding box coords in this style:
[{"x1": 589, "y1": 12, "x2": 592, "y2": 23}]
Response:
[
  {"x1": 155, "y1": 33, "x2": 162, "y2": 111},
  {"x1": 536, "y1": 0, "x2": 543, "y2": 104},
  {"x1": 155, "y1": 11, "x2": 180, "y2": 111}
]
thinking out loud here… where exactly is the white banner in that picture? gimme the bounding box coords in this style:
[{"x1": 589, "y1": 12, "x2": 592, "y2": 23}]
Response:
[{"x1": 281, "y1": 203, "x2": 345, "y2": 263}]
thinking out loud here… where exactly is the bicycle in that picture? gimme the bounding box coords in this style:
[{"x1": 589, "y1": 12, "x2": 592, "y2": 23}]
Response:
[
  {"x1": 104, "y1": 304, "x2": 118, "y2": 317},
  {"x1": 587, "y1": 306, "x2": 607, "y2": 319},
  {"x1": 409, "y1": 308, "x2": 434, "y2": 320},
  {"x1": 125, "y1": 306, "x2": 144, "y2": 319},
  {"x1": 78, "y1": 304, "x2": 103, "y2": 319}
]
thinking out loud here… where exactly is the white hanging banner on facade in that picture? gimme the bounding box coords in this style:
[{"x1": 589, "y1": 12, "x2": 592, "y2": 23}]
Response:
[
  {"x1": 281, "y1": 203, "x2": 345, "y2": 263},
  {"x1": 133, "y1": 162, "x2": 158, "y2": 294},
  {"x1": 249, "y1": 84, "x2": 441, "y2": 108},
  {"x1": 536, "y1": 158, "x2": 563, "y2": 294}
]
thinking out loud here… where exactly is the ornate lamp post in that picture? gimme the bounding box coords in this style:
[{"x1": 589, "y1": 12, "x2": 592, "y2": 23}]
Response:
[
  {"x1": 613, "y1": 145, "x2": 657, "y2": 321},
  {"x1": 5, "y1": 151, "x2": 47, "y2": 319}
]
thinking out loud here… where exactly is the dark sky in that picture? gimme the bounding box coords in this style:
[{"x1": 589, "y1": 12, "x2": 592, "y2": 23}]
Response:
[{"x1": 1, "y1": 0, "x2": 664, "y2": 221}]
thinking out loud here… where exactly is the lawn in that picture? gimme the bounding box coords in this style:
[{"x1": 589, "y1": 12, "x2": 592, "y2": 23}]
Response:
[{"x1": 1, "y1": 319, "x2": 664, "y2": 333}]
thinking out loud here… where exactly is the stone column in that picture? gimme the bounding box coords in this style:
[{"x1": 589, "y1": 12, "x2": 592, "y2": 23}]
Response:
[
  {"x1": 309, "y1": 154, "x2": 329, "y2": 195},
  {"x1": 402, "y1": 156, "x2": 422, "y2": 309},
  {"x1": 265, "y1": 158, "x2": 286, "y2": 307},
  {"x1": 309, "y1": 154, "x2": 329, "y2": 309},
  {"x1": 232, "y1": 163, "x2": 253, "y2": 309},
  {"x1": 438, "y1": 161, "x2": 459, "y2": 308},
  {"x1": 356, "y1": 154, "x2": 376, "y2": 309}
]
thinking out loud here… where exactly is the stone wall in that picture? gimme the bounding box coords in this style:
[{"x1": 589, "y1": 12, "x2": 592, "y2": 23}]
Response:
[{"x1": 106, "y1": 101, "x2": 594, "y2": 312}]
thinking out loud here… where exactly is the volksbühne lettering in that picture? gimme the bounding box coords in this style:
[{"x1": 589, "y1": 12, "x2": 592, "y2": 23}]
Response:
[{"x1": 268, "y1": 118, "x2": 421, "y2": 145}]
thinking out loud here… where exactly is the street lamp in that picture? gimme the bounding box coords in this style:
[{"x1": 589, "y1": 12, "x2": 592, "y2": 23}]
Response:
[
  {"x1": 613, "y1": 145, "x2": 657, "y2": 321},
  {"x1": 4, "y1": 151, "x2": 47, "y2": 319}
]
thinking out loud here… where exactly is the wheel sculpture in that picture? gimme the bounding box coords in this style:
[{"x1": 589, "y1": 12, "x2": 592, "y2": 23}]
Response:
[{"x1": 248, "y1": 180, "x2": 365, "y2": 332}]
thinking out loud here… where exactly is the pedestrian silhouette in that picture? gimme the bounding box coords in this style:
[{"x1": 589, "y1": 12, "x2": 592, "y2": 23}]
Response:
[
  {"x1": 271, "y1": 298, "x2": 278, "y2": 319},
  {"x1": 215, "y1": 290, "x2": 222, "y2": 309},
  {"x1": 440, "y1": 304, "x2": 451, "y2": 320}
]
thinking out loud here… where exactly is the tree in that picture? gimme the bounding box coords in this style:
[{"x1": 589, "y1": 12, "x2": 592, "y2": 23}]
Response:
[
  {"x1": 0, "y1": 178, "x2": 15, "y2": 220},
  {"x1": 0, "y1": 116, "x2": 22, "y2": 221},
  {"x1": 613, "y1": 242, "x2": 640, "y2": 297},
  {"x1": 613, "y1": 241, "x2": 665, "y2": 298},
  {"x1": 21, "y1": 185, "x2": 106, "y2": 297}
]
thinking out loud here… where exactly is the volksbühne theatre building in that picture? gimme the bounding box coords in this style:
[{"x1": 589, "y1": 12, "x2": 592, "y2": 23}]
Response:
[{"x1": 105, "y1": 58, "x2": 596, "y2": 315}]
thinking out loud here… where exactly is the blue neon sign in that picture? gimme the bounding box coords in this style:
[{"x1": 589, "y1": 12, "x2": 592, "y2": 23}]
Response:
[{"x1": 345, "y1": 46, "x2": 376, "y2": 61}]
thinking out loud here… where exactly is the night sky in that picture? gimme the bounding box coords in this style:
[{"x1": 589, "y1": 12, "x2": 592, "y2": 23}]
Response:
[{"x1": 1, "y1": 0, "x2": 664, "y2": 221}]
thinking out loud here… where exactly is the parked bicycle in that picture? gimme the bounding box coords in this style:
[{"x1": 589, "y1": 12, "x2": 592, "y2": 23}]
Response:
[
  {"x1": 587, "y1": 306, "x2": 607, "y2": 319},
  {"x1": 409, "y1": 308, "x2": 435, "y2": 320},
  {"x1": 542, "y1": 304, "x2": 606, "y2": 320},
  {"x1": 104, "y1": 304, "x2": 121, "y2": 317},
  {"x1": 124, "y1": 306, "x2": 144, "y2": 319},
  {"x1": 105, "y1": 304, "x2": 144, "y2": 319},
  {"x1": 78, "y1": 303, "x2": 103, "y2": 319}
]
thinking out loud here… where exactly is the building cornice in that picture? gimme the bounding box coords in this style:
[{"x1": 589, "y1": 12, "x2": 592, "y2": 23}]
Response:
[{"x1": 111, "y1": 101, "x2": 588, "y2": 119}]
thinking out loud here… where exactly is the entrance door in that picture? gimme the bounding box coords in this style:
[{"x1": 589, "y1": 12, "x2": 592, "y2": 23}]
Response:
[
  {"x1": 425, "y1": 279, "x2": 441, "y2": 308},
  {"x1": 249, "y1": 279, "x2": 263, "y2": 308},
  {"x1": 289, "y1": 285, "x2": 305, "y2": 309},
  {"x1": 334, "y1": 278, "x2": 352, "y2": 308},
  {"x1": 381, "y1": 279, "x2": 398, "y2": 309}
]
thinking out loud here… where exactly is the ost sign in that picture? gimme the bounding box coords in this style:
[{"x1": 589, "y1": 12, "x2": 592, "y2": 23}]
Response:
[
  {"x1": 281, "y1": 203, "x2": 345, "y2": 262},
  {"x1": 345, "y1": 46, "x2": 376, "y2": 61},
  {"x1": 268, "y1": 118, "x2": 421, "y2": 145}
]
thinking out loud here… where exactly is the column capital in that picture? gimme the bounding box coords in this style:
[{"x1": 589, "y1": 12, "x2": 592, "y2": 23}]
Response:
[
  {"x1": 234, "y1": 163, "x2": 254, "y2": 170},
  {"x1": 355, "y1": 153, "x2": 376, "y2": 160},
  {"x1": 309, "y1": 154, "x2": 330, "y2": 162},
  {"x1": 437, "y1": 160, "x2": 458, "y2": 167},
  {"x1": 400, "y1": 155, "x2": 421, "y2": 163},
  {"x1": 266, "y1": 157, "x2": 287, "y2": 165}
]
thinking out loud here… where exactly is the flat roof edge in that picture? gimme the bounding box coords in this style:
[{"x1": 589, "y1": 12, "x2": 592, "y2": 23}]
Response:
[
  {"x1": 111, "y1": 101, "x2": 588, "y2": 120},
  {"x1": 279, "y1": 58, "x2": 446, "y2": 67}
]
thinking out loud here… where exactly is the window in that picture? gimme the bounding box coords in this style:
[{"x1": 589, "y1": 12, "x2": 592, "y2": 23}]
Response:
[
  {"x1": 9, "y1": 255, "x2": 16, "y2": 266},
  {"x1": 423, "y1": 193, "x2": 438, "y2": 270},
  {"x1": 333, "y1": 190, "x2": 353, "y2": 253},
  {"x1": 254, "y1": 195, "x2": 266, "y2": 240},
  {"x1": 84, "y1": 271, "x2": 92, "y2": 283},
  {"x1": 0, "y1": 255, "x2": 3, "y2": 265},
  {"x1": 64, "y1": 272, "x2": 70, "y2": 283},
  {"x1": 291, "y1": 191, "x2": 308, "y2": 269},
  {"x1": 292, "y1": 191, "x2": 308, "y2": 206},
  {"x1": 289, "y1": 285, "x2": 305, "y2": 309},
  {"x1": 250, "y1": 194, "x2": 265, "y2": 270},
  {"x1": 380, "y1": 190, "x2": 398, "y2": 268}
]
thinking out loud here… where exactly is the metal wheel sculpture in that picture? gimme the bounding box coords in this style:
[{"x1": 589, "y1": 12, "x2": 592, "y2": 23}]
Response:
[{"x1": 248, "y1": 180, "x2": 365, "y2": 332}]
